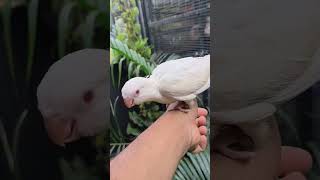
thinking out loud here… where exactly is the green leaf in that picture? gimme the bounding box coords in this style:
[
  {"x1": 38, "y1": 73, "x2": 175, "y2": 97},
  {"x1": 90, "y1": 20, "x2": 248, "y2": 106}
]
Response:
[
  {"x1": 13, "y1": 110, "x2": 29, "y2": 180},
  {"x1": 186, "y1": 152, "x2": 206, "y2": 179},
  {"x1": 126, "y1": 123, "x2": 140, "y2": 136},
  {"x1": 58, "y1": 2, "x2": 76, "y2": 58},
  {"x1": 128, "y1": 111, "x2": 144, "y2": 127},
  {"x1": 26, "y1": 0, "x2": 39, "y2": 85},
  {"x1": 134, "y1": 64, "x2": 141, "y2": 77},
  {"x1": 110, "y1": 143, "x2": 129, "y2": 156},
  {"x1": 82, "y1": 10, "x2": 99, "y2": 48},
  {"x1": 110, "y1": 63, "x2": 116, "y2": 88},
  {"x1": 59, "y1": 157, "x2": 99, "y2": 180},
  {"x1": 110, "y1": 38, "x2": 153, "y2": 75},
  {"x1": 117, "y1": 57, "x2": 125, "y2": 88},
  {"x1": 127, "y1": 61, "x2": 134, "y2": 79},
  {"x1": 1, "y1": 0, "x2": 15, "y2": 82},
  {"x1": 0, "y1": 118, "x2": 14, "y2": 173},
  {"x1": 178, "y1": 159, "x2": 193, "y2": 179}
]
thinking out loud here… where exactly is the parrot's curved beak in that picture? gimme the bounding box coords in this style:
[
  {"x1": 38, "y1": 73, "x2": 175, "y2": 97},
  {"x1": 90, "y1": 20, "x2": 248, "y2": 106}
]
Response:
[
  {"x1": 124, "y1": 98, "x2": 134, "y2": 108},
  {"x1": 44, "y1": 117, "x2": 78, "y2": 147}
]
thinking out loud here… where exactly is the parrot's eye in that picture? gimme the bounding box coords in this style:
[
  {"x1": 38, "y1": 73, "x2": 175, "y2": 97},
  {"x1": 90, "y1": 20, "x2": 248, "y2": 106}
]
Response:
[
  {"x1": 135, "y1": 90, "x2": 140, "y2": 95},
  {"x1": 83, "y1": 90, "x2": 94, "y2": 103}
]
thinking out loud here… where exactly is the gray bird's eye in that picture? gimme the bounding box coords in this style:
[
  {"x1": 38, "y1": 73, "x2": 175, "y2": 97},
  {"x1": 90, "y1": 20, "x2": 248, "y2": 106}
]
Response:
[{"x1": 136, "y1": 90, "x2": 140, "y2": 95}]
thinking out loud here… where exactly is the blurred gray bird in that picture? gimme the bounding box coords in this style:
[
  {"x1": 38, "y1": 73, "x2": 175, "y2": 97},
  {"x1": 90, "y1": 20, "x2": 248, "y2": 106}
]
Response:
[
  {"x1": 212, "y1": 0, "x2": 320, "y2": 161},
  {"x1": 37, "y1": 49, "x2": 108, "y2": 146},
  {"x1": 121, "y1": 55, "x2": 210, "y2": 112},
  {"x1": 213, "y1": 0, "x2": 320, "y2": 123}
]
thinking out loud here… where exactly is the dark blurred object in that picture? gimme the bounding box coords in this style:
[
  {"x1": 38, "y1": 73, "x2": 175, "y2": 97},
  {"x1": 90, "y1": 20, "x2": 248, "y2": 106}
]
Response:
[
  {"x1": 0, "y1": 0, "x2": 108, "y2": 180},
  {"x1": 311, "y1": 82, "x2": 320, "y2": 142}
]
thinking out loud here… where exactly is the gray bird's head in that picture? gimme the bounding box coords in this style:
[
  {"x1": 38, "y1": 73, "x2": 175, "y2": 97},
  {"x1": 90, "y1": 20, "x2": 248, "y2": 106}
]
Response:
[
  {"x1": 121, "y1": 77, "x2": 158, "y2": 108},
  {"x1": 37, "y1": 49, "x2": 108, "y2": 146}
]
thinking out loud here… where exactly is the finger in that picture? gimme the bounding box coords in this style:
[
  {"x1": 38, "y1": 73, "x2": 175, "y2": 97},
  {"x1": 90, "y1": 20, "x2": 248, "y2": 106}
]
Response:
[
  {"x1": 199, "y1": 126, "x2": 207, "y2": 135},
  {"x1": 196, "y1": 116, "x2": 206, "y2": 126},
  {"x1": 280, "y1": 172, "x2": 306, "y2": 180},
  {"x1": 191, "y1": 146, "x2": 202, "y2": 154},
  {"x1": 198, "y1": 108, "x2": 208, "y2": 116},
  {"x1": 191, "y1": 135, "x2": 207, "y2": 154},
  {"x1": 279, "y1": 146, "x2": 312, "y2": 176},
  {"x1": 199, "y1": 135, "x2": 207, "y2": 150}
]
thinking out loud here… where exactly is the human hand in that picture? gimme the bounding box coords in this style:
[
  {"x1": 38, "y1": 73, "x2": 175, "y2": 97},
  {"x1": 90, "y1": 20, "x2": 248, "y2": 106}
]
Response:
[
  {"x1": 279, "y1": 146, "x2": 312, "y2": 180},
  {"x1": 212, "y1": 116, "x2": 313, "y2": 180},
  {"x1": 111, "y1": 103, "x2": 208, "y2": 180},
  {"x1": 163, "y1": 102, "x2": 208, "y2": 154}
]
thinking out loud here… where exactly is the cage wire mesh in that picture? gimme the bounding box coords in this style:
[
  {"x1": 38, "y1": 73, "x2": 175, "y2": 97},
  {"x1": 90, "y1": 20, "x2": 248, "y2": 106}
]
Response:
[{"x1": 139, "y1": 0, "x2": 210, "y2": 57}]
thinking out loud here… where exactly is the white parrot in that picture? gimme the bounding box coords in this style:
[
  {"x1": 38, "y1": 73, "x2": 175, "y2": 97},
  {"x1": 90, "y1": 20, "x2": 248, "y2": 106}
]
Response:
[
  {"x1": 37, "y1": 49, "x2": 108, "y2": 146},
  {"x1": 121, "y1": 55, "x2": 210, "y2": 112}
]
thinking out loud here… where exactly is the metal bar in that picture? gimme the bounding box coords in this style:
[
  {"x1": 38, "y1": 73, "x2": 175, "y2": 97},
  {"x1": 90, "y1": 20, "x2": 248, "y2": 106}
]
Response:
[
  {"x1": 137, "y1": 0, "x2": 147, "y2": 38},
  {"x1": 149, "y1": 7, "x2": 209, "y2": 28}
]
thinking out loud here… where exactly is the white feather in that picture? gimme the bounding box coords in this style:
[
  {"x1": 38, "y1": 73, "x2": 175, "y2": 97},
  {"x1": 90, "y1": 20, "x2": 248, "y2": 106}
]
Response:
[{"x1": 150, "y1": 55, "x2": 210, "y2": 101}]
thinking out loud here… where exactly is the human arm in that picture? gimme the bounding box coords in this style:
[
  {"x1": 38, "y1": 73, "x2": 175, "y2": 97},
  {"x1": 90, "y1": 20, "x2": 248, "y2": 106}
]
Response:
[{"x1": 110, "y1": 107, "x2": 208, "y2": 180}]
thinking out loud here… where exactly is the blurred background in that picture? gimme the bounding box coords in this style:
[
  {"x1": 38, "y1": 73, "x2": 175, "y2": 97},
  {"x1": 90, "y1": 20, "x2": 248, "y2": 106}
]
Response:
[
  {"x1": 277, "y1": 85, "x2": 320, "y2": 179},
  {"x1": 3, "y1": 1, "x2": 320, "y2": 180},
  {"x1": 109, "y1": 0, "x2": 210, "y2": 179},
  {"x1": 0, "y1": 0, "x2": 108, "y2": 180}
]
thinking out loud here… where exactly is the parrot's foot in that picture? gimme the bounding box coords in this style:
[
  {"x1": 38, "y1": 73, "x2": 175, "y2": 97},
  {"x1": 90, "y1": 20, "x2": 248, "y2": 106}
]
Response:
[
  {"x1": 177, "y1": 106, "x2": 191, "y2": 113},
  {"x1": 167, "y1": 101, "x2": 188, "y2": 113},
  {"x1": 167, "y1": 100, "x2": 198, "y2": 113}
]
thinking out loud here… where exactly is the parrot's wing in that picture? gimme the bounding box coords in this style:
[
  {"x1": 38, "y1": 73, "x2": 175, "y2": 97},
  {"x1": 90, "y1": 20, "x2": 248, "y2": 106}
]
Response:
[
  {"x1": 194, "y1": 78, "x2": 210, "y2": 94},
  {"x1": 151, "y1": 55, "x2": 210, "y2": 101}
]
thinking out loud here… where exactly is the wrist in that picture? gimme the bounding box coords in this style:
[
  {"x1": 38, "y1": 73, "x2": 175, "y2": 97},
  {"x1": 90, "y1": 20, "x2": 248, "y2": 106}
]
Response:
[{"x1": 157, "y1": 111, "x2": 194, "y2": 154}]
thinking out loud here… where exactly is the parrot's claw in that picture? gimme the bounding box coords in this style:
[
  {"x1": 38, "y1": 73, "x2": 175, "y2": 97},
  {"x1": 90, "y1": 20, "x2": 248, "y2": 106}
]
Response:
[
  {"x1": 167, "y1": 101, "x2": 196, "y2": 113},
  {"x1": 176, "y1": 106, "x2": 191, "y2": 113},
  {"x1": 167, "y1": 101, "x2": 186, "y2": 112}
]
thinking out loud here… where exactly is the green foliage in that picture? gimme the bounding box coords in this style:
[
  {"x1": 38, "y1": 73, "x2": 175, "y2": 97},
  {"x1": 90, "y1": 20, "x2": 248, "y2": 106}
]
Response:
[
  {"x1": 111, "y1": 0, "x2": 151, "y2": 59},
  {"x1": 1, "y1": 0, "x2": 18, "y2": 99},
  {"x1": 58, "y1": 1, "x2": 76, "y2": 58},
  {"x1": 174, "y1": 150, "x2": 210, "y2": 180},
  {"x1": 59, "y1": 157, "x2": 99, "y2": 180},
  {"x1": 110, "y1": 96, "x2": 126, "y2": 142},
  {"x1": 25, "y1": 0, "x2": 39, "y2": 85},
  {"x1": 110, "y1": 38, "x2": 155, "y2": 76},
  {"x1": 110, "y1": 143, "x2": 129, "y2": 158},
  {"x1": 0, "y1": 118, "x2": 14, "y2": 174},
  {"x1": 276, "y1": 106, "x2": 320, "y2": 179},
  {"x1": 127, "y1": 102, "x2": 163, "y2": 137},
  {"x1": 1, "y1": 0, "x2": 15, "y2": 83},
  {"x1": 0, "y1": 110, "x2": 29, "y2": 180},
  {"x1": 58, "y1": 0, "x2": 110, "y2": 58}
]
